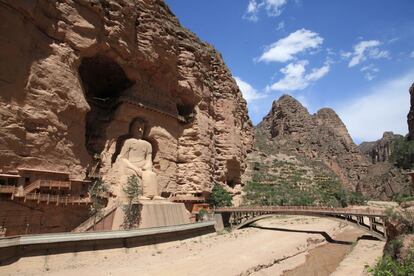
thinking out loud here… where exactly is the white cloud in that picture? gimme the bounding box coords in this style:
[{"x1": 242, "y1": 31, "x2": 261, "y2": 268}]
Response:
[
  {"x1": 347, "y1": 40, "x2": 390, "y2": 67},
  {"x1": 244, "y1": 0, "x2": 287, "y2": 21},
  {"x1": 267, "y1": 59, "x2": 330, "y2": 91},
  {"x1": 340, "y1": 51, "x2": 352, "y2": 59},
  {"x1": 337, "y1": 70, "x2": 414, "y2": 142},
  {"x1": 388, "y1": 37, "x2": 400, "y2": 44},
  {"x1": 258, "y1": 29, "x2": 323, "y2": 63},
  {"x1": 264, "y1": 0, "x2": 287, "y2": 16},
  {"x1": 276, "y1": 21, "x2": 285, "y2": 31},
  {"x1": 410, "y1": 51, "x2": 414, "y2": 58},
  {"x1": 306, "y1": 63, "x2": 330, "y2": 81},
  {"x1": 244, "y1": 0, "x2": 260, "y2": 22},
  {"x1": 234, "y1": 76, "x2": 267, "y2": 103},
  {"x1": 360, "y1": 64, "x2": 379, "y2": 81}
]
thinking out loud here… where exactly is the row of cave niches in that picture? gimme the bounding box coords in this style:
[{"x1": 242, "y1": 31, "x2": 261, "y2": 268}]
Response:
[{"x1": 78, "y1": 55, "x2": 195, "y2": 164}]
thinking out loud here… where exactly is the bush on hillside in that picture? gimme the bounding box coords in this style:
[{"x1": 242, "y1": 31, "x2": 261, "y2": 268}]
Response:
[
  {"x1": 243, "y1": 176, "x2": 365, "y2": 207},
  {"x1": 367, "y1": 252, "x2": 414, "y2": 276},
  {"x1": 208, "y1": 185, "x2": 232, "y2": 207},
  {"x1": 390, "y1": 137, "x2": 414, "y2": 170}
]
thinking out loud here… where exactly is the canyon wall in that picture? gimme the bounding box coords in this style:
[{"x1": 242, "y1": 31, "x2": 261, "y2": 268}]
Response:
[
  {"x1": 0, "y1": 0, "x2": 253, "y2": 197},
  {"x1": 358, "y1": 132, "x2": 403, "y2": 164}
]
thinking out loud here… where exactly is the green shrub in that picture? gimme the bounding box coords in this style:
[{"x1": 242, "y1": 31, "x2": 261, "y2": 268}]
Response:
[
  {"x1": 208, "y1": 185, "x2": 232, "y2": 207},
  {"x1": 243, "y1": 173, "x2": 365, "y2": 207},
  {"x1": 88, "y1": 178, "x2": 109, "y2": 230},
  {"x1": 89, "y1": 178, "x2": 109, "y2": 209},
  {"x1": 122, "y1": 175, "x2": 143, "y2": 229},
  {"x1": 390, "y1": 137, "x2": 414, "y2": 170},
  {"x1": 393, "y1": 194, "x2": 414, "y2": 204},
  {"x1": 347, "y1": 191, "x2": 366, "y2": 205},
  {"x1": 367, "y1": 252, "x2": 414, "y2": 276},
  {"x1": 243, "y1": 181, "x2": 316, "y2": 206}
]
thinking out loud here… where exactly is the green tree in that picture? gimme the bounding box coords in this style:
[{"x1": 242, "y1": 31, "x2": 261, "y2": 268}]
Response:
[
  {"x1": 88, "y1": 178, "x2": 109, "y2": 230},
  {"x1": 390, "y1": 137, "x2": 414, "y2": 170},
  {"x1": 122, "y1": 175, "x2": 143, "y2": 229},
  {"x1": 208, "y1": 185, "x2": 232, "y2": 207}
]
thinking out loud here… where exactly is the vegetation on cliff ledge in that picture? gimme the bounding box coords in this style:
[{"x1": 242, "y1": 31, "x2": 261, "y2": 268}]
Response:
[
  {"x1": 390, "y1": 137, "x2": 414, "y2": 170},
  {"x1": 208, "y1": 185, "x2": 232, "y2": 207},
  {"x1": 243, "y1": 162, "x2": 365, "y2": 207}
]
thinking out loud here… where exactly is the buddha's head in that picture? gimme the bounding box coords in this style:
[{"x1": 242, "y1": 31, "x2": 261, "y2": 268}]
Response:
[{"x1": 129, "y1": 118, "x2": 147, "y2": 139}]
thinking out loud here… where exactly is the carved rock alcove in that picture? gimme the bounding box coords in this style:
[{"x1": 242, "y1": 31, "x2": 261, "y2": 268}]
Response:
[{"x1": 78, "y1": 55, "x2": 134, "y2": 158}]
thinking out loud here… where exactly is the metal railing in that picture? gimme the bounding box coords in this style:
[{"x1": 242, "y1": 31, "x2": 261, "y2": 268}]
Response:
[{"x1": 215, "y1": 206, "x2": 387, "y2": 217}]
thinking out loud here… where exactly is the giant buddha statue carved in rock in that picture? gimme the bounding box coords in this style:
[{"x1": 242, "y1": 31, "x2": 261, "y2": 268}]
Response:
[{"x1": 115, "y1": 118, "x2": 160, "y2": 199}]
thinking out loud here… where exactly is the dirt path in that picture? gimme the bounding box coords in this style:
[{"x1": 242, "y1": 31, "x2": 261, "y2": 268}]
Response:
[{"x1": 0, "y1": 216, "x2": 384, "y2": 276}]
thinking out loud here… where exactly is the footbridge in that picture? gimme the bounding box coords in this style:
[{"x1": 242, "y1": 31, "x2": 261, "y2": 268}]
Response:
[{"x1": 214, "y1": 206, "x2": 388, "y2": 240}]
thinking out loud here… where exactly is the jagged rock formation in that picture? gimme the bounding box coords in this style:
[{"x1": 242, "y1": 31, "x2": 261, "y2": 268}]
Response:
[
  {"x1": 408, "y1": 83, "x2": 414, "y2": 140},
  {"x1": 0, "y1": 0, "x2": 252, "y2": 197},
  {"x1": 254, "y1": 95, "x2": 410, "y2": 199},
  {"x1": 359, "y1": 132, "x2": 403, "y2": 164},
  {"x1": 358, "y1": 132, "x2": 409, "y2": 199},
  {"x1": 256, "y1": 95, "x2": 368, "y2": 191}
]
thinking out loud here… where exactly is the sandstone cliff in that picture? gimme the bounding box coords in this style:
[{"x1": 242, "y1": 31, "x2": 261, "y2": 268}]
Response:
[
  {"x1": 359, "y1": 132, "x2": 403, "y2": 164},
  {"x1": 358, "y1": 132, "x2": 409, "y2": 199},
  {"x1": 255, "y1": 95, "x2": 368, "y2": 191},
  {"x1": 0, "y1": 0, "x2": 253, "y2": 196}
]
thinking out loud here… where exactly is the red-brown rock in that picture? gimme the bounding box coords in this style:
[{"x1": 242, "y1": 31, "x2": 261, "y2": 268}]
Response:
[{"x1": 0, "y1": 0, "x2": 253, "y2": 197}]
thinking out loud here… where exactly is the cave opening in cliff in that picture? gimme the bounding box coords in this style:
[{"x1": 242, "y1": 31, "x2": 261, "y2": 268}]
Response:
[
  {"x1": 226, "y1": 159, "x2": 241, "y2": 188},
  {"x1": 176, "y1": 96, "x2": 196, "y2": 123},
  {"x1": 79, "y1": 55, "x2": 134, "y2": 158}
]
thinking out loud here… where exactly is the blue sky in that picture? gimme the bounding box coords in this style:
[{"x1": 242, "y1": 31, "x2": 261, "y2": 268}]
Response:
[{"x1": 165, "y1": 0, "x2": 414, "y2": 143}]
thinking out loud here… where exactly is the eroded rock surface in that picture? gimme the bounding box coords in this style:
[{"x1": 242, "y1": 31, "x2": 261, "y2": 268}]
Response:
[
  {"x1": 255, "y1": 95, "x2": 368, "y2": 191},
  {"x1": 254, "y1": 95, "x2": 410, "y2": 199},
  {"x1": 358, "y1": 132, "x2": 409, "y2": 199},
  {"x1": 0, "y1": 0, "x2": 252, "y2": 197},
  {"x1": 359, "y1": 132, "x2": 402, "y2": 164}
]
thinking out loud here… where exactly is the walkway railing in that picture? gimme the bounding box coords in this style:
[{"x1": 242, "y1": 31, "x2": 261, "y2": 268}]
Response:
[
  {"x1": 24, "y1": 193, "x2": 91, "y2": 205},
  {"x1": 23, "y1": 180, "x2": 71, "y2": 194},
  {"x1": 215, "y1": 206, "x2": 387, "y2": 217},
  {"x1": 0, "y1": 186, "x2": 16, "y2": 194}
]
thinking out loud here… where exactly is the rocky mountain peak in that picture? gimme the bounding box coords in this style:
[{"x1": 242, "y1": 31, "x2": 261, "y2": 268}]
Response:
[
  {"x1": 258, "y1": 95, "x2": 313, "y2": 139},
  {"x1": 255, "y1": 94, "x2": 369, "y2": 191}
]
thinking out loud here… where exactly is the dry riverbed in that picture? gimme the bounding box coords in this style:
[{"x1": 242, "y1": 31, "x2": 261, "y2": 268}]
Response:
[{"x1": 0, "y1": 216, "x2": 385, "y2": 276}]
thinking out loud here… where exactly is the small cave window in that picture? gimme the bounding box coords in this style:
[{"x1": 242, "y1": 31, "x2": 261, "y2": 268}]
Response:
[
  {"x1": 176, "y1": 104, "x2": 193, "y2": 117},
  {"x1": 176, "y1": 102, "x2": 195, "y2": 123},
  {"x1": 226, "y1": 159, "x2": 241, "y2": 188},
  {"x1": 78, "y1": 55, "x2": 134, "y2": 157}
]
